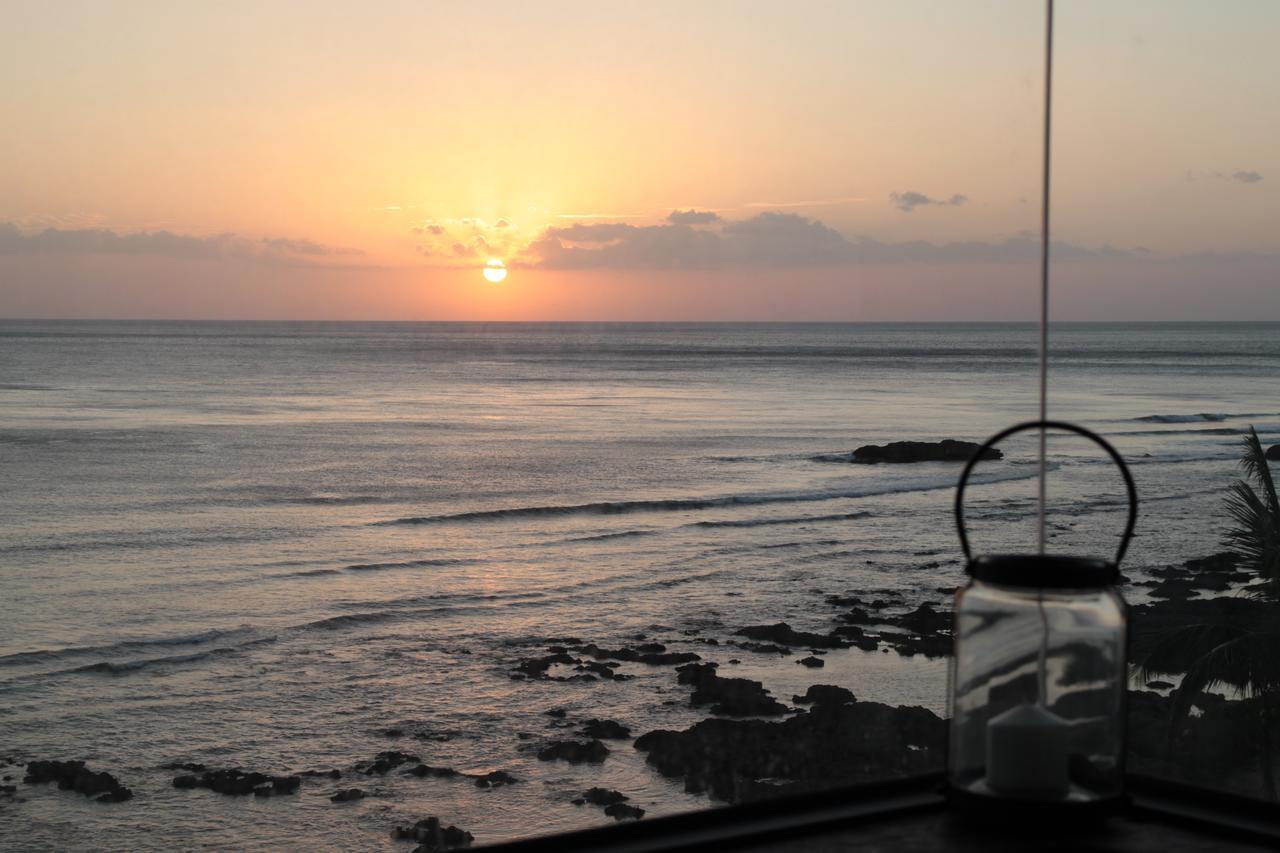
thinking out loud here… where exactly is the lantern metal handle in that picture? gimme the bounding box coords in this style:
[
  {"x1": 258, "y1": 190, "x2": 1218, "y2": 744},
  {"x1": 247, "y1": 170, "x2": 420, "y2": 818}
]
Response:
[{"x1": 954, "y1": 420, "x2": 1138, "y2": 566}]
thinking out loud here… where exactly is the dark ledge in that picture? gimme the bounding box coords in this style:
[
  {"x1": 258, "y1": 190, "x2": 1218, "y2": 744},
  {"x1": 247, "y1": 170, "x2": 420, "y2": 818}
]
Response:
[{"x1": 477, "y1": 773, "x2": 1280, "y2": 852}]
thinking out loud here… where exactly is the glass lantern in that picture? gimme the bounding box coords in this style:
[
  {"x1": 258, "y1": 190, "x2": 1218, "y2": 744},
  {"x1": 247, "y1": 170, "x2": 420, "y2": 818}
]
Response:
[{"x1": 948, "y1": 421, "x2": 1137, "y2": 819}]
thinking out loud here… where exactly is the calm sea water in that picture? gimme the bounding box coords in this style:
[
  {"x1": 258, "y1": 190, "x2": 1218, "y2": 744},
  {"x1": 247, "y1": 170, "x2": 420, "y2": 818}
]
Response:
[{"x1": 2, "y1": 321, "x2": 1279, "y2": 849}]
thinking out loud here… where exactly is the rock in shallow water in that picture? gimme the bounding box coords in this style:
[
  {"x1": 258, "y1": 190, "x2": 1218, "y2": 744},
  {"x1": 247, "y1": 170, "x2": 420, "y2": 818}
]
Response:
[
  {"x1": 330, "y1": 788, "x2": 366, "y2": 802},
  {"x1": 792, "y1": 684, "x2": 856, "y2": 707},
  {"x1": 676, "y1": 662, "x2": 788, "y2": 717},
  {"x1": 172, "y1": 768, "x2": 300, "y2": 797},
  {"x1": 735, "y1": 622, "x2": 847, "y2": 649},
  {"x1": 604, "y1": 802, "x2": 645, "y2": 820},
  {"x1": 850, "y1": 440, "x2": 1002, "y2": 464},
  {"x1": 536, "y1": 740, "x2": 610, "y2": 764},
  {"x1": 24, "y1": 759, "x2": 133, "y2": 803},
  {"x1": 580, "y1": 718, "x2": 632, "y2": 739},
  {"x1": 581, "y1": 786, "x2": 628, "y2": 806},
  {"x1": 392, "y1": 816, "x2": 473, "y2": 850},
  {"x1": 472, "y1": 770, "x2": 518, "y2": 788}
]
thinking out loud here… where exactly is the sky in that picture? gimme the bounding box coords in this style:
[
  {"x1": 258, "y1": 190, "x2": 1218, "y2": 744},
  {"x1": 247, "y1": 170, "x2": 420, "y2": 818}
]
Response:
[{"x1": 1, "y1": 0, "x2": 1276, "y2": 321}]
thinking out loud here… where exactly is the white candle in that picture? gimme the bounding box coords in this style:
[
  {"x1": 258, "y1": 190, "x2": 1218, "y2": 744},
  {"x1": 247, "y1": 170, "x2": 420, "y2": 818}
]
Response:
[{"x1": 985, "y1": 702, "x2": 1070, "y2": 799}]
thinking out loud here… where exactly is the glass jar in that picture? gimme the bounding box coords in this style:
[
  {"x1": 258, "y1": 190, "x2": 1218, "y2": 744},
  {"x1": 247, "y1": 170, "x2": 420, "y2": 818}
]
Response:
[
  {"x1": 949, "y1": 421, "x2": 1137, "y2": 817},
  {"x1": 949, "y1": 556, "x2": 1127, "y2": 809}
]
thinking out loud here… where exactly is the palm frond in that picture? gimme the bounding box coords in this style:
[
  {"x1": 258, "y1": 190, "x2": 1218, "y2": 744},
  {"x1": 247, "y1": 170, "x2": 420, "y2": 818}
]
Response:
[
  {"x1": 1133, "y1": 622, "x2": 1251, "y2": 685},
  {"x1": 1225, "y1": 479, "x2": 1280, "y2": 589},
  {"x1": 1240, "y1": 427, "x2": 1280, "y2": 516},
  {"x1": 1180, "y1": 632, "x2": 1280, "y2": 701}
]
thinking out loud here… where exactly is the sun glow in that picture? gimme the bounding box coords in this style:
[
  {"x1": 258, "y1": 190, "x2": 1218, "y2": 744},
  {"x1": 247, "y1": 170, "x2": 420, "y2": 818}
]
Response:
[{"x1": 483, "y1": 259, "x2": 508, "y2": 283}]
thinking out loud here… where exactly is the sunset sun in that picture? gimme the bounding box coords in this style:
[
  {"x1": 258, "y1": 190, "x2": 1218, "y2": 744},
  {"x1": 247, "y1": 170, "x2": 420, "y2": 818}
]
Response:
[{"x1": 482, "y1": 259, "x2": 508, "y2": 283}]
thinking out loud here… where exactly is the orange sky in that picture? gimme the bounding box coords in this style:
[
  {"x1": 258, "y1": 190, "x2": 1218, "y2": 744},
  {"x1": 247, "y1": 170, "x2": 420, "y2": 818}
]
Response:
[{"x1": 1, "y1": 1, "x2": 1277, "y2": 320}]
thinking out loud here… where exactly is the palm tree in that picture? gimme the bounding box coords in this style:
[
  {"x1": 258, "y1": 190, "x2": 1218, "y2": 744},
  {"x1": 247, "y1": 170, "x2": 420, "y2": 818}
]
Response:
[
  {"x1": 1224, "y1": 428, "x2": 1280, "y2": 597},
  {"x1": 1135, "y1": 427, "x2": 1280, "y2": 800}
]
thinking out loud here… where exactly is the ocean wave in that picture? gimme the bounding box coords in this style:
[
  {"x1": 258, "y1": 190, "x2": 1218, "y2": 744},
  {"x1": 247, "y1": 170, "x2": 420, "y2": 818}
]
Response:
[
  {"x1": 691, "y1": 511, "x2": 872, "y2": 529},
  {"x1": 1133, "y1": 412, "x2": 1277, "y2": 424},
  {"x1": 0, "y1": 627, "x2": 254, "y2": 668},
  {"x1": 560, "y1": 530, "x2": 660, "y2": 543},
  {"x1": 376, "y1": 468, "x2": 1043, "y2": 527},
  {"x1": 1110, "y1": 427, "x2": 1241, "y2": 436},
  {"x1": 344, "y1": 557, "x2": 476, "y2": 572},
  {"x1": 48, "y1": 636, "x2": 277, "y2": 678}
]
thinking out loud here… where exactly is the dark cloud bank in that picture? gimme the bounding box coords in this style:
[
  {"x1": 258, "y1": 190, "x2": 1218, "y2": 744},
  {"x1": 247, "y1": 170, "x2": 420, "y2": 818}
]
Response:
[
  {"x1": 523, "y1": 211, "x2": 1143, "y2": 270},
  {"x1": 0, "y1": 224, "x2": 364, "y2": 265},
  {"x1": 889, "y1": 191, "x2": 968, "y2": 213}
]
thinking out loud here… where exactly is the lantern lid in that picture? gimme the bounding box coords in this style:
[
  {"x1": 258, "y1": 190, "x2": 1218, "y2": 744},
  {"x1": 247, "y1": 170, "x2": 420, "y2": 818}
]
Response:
[{"x1": 967, "y1": 553, "x2": 1118, "y2": 589}]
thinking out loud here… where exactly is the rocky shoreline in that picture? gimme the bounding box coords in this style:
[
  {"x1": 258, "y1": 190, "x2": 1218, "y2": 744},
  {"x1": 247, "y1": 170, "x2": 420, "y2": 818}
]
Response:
[{"x1": 5, "y1": 549, "x2": 1273, "y2": 844}]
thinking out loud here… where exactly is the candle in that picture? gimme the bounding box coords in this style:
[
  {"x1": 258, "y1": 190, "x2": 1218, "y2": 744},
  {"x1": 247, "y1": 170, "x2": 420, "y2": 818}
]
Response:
[{"x1": 985, "y1": 702, "x2": 1070, "y2": 799}]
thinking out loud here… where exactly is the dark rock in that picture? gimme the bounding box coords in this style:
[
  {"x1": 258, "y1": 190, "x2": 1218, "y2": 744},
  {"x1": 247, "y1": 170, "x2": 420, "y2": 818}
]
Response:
[
  {"x1": 797, "y1": 656, "x2": 825, "y2": 668},
  {"x1": 160, "y1": 761, "x2": 207, "y2": 772},
  {"x1": 544, "y1": 709, "x2": 567, "y2": 718},
  {"x1": 171, "y1": 767, "x2": 299, "y2": 797},
  {"x1": 604, "y1": 802, "x2": 645, "y2": 820},
  {"x1": 330, "y1": 788, "x2": 366, "y2": 802},
  {"x1": 359, "y1": 751, "x2": 421, "y2": 776},
  {"x1": 676, "y1": 663, "x2": 788, "y2": 717},
  {"x1": 1148, "y1": 577, "x2": 1199, "y2": 600},
  {"x1": 574, "y1": 643, "x2": 701, "y2": 667},
  {"x1": 1266, "y1": 445, "x2": 1280, "y2": 461},
  {"x1": 635, "y1": 700, "x2": 945, "y2": 803},
  {"x1": 581, "y1": 786, "x2": 628, "y2": 806},
  {"x1": 732, "y1": 642, "x2": 792, "y2": 656},
  {"x1": 735, "y1": 623, "x2": 846, "y2": 649},
  {"x1": 1146, "y1": 680, "x2": 1175, "y2": 690},
  {"x1": 381, "y1": 728, "x2": 406, "y2": 738},
  {"x1": 514, "y1": 652, "x2": 579, "y2": 678},
  {"x1": 896, "y1": 603, "x2": 951, "y2": 635},
  {"x1": 791, "y1": 685, "x2": 856, "y2": 707},
  {"x1": 727, "y1": 659, "x2": 741, "y2": 664},
  {"x1": 392, "y1": 816, "x2": 474, "y2": 850},
  {"x1": 473, "y1": 770, "x2": 518, "y2": 788},
  {"x1": 580, "y1": 719, "x2": 632, "y2": 740},
  {"x1": 850, "y1": 440, "x2": 1001, "y2": 464},
  {"x1": 832, "y1": 625, "x2": 880, "y2": 651},
  {"x1": 576, "y1": 660, "x2": 628, "y2": 679},
  {"x1": 301, "y1": 768, "x2": 342, "y2": 779},
  {"x1": 405, "y1": 764, "x2": 461, "y2": 779},
  {"x1": 536, "y1": 740, "x2": 610, "y2": 764},
  {"x1": 23, "y1": 760, "x2": 133, "y2": 803}
]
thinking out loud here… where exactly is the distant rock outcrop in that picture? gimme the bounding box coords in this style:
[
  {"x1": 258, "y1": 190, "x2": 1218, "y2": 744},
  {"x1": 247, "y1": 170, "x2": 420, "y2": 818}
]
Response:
[
  {"x1": 172, "y1": 767, "x2": 299, "y2": 797},
  {"x1": 1266, "y1": 444, "x2": 1280, "y2": 461},
  {"x1": 850, "y1": 440, "x2": 1001, "y2": 464},
  {"x1": 24, "y1": 760, "x2": 133, "y2": 802}
]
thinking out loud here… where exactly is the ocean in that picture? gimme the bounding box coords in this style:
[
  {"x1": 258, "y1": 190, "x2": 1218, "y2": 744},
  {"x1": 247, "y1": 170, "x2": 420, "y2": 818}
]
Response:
[{"x1": 2, "y1": 321, "x2": 1278, "y2": 849}]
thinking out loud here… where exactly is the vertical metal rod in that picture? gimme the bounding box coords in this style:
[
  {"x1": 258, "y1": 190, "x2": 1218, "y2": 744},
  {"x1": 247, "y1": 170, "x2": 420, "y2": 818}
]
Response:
[
  {"x1": 1037, "y1": 0, "x2": 1054, "y2": 557},
  {"x1": 1036, "y1": 0, "x2": 1055, "y2": 708}
]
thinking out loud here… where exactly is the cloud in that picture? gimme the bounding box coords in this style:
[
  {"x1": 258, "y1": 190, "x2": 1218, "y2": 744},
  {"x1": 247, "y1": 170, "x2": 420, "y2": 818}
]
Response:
[
  {"x1": 0, "y1": 223, "x2": 364, "y2": 265},
  {"x1": 260, "y1": 237, "x2": 361, "y2": 256},
  {"x1": 666, "y1": 209, "x2": 720, "y2": 225},
  {"x1": 412, "y1": 223, "x2": 446, "y2": 236},
  {"x1": 451, "y1": 242, "x2": 475, "y2": 257},
  {"x1": 889, "y1": 191, "x2": 968, "y2": 213},
  {"x1": 1189, "y1": 169, "x2": 1265, "y2": 184},
  {"x1": 518, "y1": 211, "x2": 1149, "y2": 270},
  {"x1": 495, "y1": 219, "x2": 511, "y2": 228}
]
